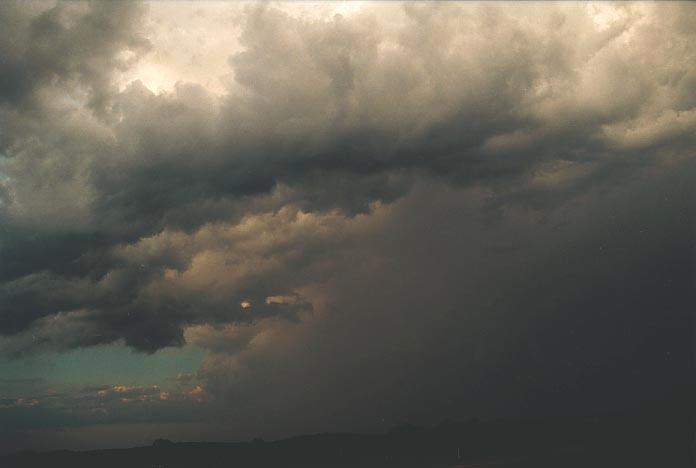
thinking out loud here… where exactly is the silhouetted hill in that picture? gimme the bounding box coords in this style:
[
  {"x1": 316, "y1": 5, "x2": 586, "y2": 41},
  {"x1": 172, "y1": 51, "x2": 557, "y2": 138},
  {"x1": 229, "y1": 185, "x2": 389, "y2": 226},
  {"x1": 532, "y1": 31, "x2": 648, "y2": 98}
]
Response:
[{"x1": 1, "y1": 409, "x2": 691, "y2": 468}]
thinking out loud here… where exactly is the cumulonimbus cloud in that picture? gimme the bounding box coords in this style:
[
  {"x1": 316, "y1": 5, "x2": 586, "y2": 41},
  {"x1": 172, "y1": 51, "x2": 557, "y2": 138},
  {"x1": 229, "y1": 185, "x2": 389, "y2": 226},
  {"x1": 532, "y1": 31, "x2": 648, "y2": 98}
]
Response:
[{"x1": 0, "y1": 1, "x2": 695, "y2": 360}]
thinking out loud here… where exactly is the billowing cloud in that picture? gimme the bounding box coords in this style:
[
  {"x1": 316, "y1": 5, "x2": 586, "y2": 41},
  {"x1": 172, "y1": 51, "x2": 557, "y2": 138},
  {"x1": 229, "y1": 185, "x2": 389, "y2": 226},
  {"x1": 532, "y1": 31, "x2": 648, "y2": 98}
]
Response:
[{"x1": 0, "y1": 0, "x2": 693, "y2": 448}]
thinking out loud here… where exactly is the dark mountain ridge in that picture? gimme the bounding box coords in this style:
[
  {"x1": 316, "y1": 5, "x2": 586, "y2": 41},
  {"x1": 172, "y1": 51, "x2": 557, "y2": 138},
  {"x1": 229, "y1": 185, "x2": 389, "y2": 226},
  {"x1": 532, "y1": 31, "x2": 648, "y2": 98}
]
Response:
[{"x1": 1, "y1": 408, "x2": 691, "y2": 468}]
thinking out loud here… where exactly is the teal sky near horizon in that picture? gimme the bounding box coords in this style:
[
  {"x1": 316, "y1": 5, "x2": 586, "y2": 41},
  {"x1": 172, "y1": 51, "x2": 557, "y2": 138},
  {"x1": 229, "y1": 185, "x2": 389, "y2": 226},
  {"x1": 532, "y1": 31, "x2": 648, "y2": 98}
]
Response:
[{"x1": 0, "y1": 344, "x2": 205, "y2": 389}]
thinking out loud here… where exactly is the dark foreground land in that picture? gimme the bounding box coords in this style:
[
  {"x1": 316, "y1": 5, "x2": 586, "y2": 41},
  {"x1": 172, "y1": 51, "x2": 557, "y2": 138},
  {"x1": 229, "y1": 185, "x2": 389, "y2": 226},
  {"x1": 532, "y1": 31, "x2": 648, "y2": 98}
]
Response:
[{"x1": 1, "y1": 410, "x2": 692, "y2": 468}]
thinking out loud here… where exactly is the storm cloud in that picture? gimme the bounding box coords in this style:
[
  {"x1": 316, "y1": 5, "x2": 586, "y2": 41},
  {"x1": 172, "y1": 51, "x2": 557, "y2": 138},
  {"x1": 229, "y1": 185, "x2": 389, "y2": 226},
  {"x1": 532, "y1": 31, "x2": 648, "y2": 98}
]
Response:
[{"x1": 0, "y1": 1, "x2": 693, "y2": 447}]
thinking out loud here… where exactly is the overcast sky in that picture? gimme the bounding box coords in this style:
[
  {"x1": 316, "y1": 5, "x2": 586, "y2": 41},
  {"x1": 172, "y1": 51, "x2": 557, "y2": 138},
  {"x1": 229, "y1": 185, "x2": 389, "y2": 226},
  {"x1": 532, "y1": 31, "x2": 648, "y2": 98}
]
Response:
[{"x1": 0, "y1": 1, "x2": 693, "y2": 452}]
